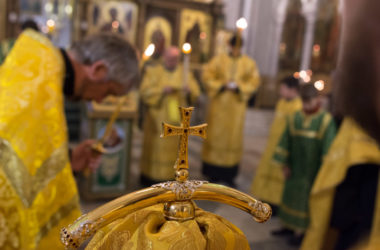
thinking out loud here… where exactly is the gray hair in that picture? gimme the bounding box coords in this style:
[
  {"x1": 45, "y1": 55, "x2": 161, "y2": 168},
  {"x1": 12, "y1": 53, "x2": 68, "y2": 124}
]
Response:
[{"x1": 71, "y1": 33, "x2": 139, "y2": 89}]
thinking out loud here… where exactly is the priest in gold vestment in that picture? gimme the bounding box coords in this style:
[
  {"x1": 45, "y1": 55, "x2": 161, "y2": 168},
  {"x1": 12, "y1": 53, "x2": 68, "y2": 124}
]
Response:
[
  {"x1": 202, "y1": 35, "x2": 260, "y2": 186},
  {"x1": 0, "y1": 30, "x2": 138, "y2": 249},
  {"x1": 301, "y1": 118, "x2": 380, "y2": 250},
  {"x1": 140, "y1": 47, "x2": 200, "y2": 186},
  {"x1": 251, "y1": 76, "x2": 302, "y2": 208}
]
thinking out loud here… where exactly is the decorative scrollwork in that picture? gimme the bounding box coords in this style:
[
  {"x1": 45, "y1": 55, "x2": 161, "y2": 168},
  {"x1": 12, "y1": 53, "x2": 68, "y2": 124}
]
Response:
[
  {"x1": 248, "y1": 200, "x2": 272, "y2": 223},
  {"x1": 60, "y1": 215, "x2": 104, "y2": 249},
  {"x1": 152, "y1": 180, "x2": 208, "y2": 200}
]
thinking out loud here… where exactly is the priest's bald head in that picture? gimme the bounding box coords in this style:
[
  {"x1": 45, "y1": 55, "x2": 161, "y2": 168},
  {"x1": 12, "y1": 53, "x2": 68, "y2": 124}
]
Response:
[
  {"x1": 335, "y1": 0, "x2": 380, "y2": 143},
  {"x1": 69, "y1": 33, "x2": 139, "y2": 102}
]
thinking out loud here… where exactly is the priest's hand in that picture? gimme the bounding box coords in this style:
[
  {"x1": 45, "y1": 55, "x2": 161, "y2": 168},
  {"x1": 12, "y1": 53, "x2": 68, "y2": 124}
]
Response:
[
  {"x1": 71, "y1": 140, "x2": 102, "y2": 173},
  {"x1": 283, "y1": 166, "x2": 291, "y2": 179},
  {"x1": 226, "y1": 82, "x2": 238, "y2": 91}
]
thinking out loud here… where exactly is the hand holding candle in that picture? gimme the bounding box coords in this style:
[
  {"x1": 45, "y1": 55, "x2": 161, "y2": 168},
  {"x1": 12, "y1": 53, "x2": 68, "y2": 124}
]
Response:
[{"x1": 83, "y1": 96, "x2": 127, "y2": 177}]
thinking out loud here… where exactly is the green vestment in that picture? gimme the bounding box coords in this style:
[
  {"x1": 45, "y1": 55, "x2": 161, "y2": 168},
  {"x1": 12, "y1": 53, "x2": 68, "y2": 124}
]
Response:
[
  {"x1": 273, "y1": 110, "x2": 336, "y2": 231},
  {"x1": 0, "y1": 38, "x2": 16, "y2": 64}
]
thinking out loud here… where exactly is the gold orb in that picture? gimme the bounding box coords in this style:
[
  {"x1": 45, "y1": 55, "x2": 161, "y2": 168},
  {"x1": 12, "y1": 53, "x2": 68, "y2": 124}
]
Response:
[
  {"x1": 164, "y1": 201, "x2": 195, "y2": 221},
  {"x1": 175, "y1": 169, "x2": 188, "y2": 182}
]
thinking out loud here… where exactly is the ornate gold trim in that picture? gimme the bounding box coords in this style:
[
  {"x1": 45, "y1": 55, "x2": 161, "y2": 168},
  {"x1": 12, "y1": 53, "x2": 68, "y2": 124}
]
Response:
[
  {"x1": 289, "y1": 112, "x2": 331, "y2": 140},
  {"x1": 152, "y1": 180, "x2": 208, "y2": 200},
  {"x1": 280, "y1": 203, "x2": 309, "y2": 218},
  {"x1": 0, "y1": 138, "x2": 68, "y2": 207},
  {"x1": 274, "y1": 147, "x2": 289, "y2": 157},
  {"x1": 317, "y1": 113, "x2": 332, "y2": 139}
]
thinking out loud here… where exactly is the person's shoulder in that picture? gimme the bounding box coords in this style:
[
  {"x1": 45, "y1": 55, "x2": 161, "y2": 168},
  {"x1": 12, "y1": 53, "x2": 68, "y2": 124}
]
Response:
[
  {"x1": 209, "y1": 53, "x2": 228, "y2": 62},
  {"x1": 18, "y1": 29, "x2": 54, "y2": 49},
  {"x1": 320, "y1": 110, "x2": 333, "y2": 119},
  {"x1": 241, "y1": 54, "x2": 257, "y2": 64}
]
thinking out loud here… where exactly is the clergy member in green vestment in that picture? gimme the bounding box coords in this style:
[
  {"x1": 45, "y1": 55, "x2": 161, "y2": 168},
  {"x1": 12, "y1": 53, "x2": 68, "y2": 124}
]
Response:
[{"x1": 271, "y1": 84, "x2": 336, "y2": 246}]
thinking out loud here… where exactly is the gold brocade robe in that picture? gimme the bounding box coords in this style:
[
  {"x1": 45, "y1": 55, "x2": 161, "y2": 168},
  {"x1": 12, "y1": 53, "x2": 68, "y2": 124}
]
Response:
[
  {"x1": 301, "y1": 118, "x2": 380, "y2": 250},
  {"x1": 251, "y1": 97, "x2": 302, "y2": 205},
  {"x1": 140, "y1": 65, "x2": 200, "y2": 181},
  {"x1": 86, "y1": 204, "x2": 250, "y2": 250},
  {"x1": 202, "y1": 54, "x2": 260, "y2": 166},
  {"x1": 0, "y1": 30, "x2": 81, "y2": 249}
]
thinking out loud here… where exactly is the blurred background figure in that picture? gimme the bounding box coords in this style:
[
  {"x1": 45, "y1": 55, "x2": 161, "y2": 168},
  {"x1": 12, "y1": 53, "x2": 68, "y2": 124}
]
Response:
[
  {"x1": 201, "y1": 35, "x2": 260, "y2": 187},
  {"x1": 271, "y1": 84, "x2": 336, "y2": 247},
  {"x1": 139, "y1": 47, "x2": 200, "y2": 186},
  {"x1": 251, "y1": 76, "x2": 302, "y2": 214}
]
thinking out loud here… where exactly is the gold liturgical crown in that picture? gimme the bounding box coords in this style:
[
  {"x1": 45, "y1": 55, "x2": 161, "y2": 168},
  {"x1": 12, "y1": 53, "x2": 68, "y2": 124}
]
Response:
[{"x1": 61, "y1": 107, "x2": 272, "y2": 249}]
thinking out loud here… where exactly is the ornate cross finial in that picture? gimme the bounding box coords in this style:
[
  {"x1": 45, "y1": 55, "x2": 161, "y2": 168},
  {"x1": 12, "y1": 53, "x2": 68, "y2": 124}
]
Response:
[{"x1": 161, "y1": 107, "x2": 207, "y2": 182}]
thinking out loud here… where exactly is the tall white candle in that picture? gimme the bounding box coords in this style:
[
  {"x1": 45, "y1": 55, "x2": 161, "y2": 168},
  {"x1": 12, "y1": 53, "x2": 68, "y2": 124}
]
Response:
[{"x1": 182, "y1": 43, "x2": 192, "y2": 88}]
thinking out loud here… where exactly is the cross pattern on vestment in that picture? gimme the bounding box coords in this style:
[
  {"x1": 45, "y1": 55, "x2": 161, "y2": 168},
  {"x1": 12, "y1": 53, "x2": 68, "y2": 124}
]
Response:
[{"x1": 161, "y1": 107, "x2": 207, "y2": 178}]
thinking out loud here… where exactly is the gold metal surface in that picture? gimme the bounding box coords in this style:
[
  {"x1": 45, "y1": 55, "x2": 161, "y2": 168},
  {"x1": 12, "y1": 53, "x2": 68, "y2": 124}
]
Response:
[
  {"x1": 61, "y1": 183, "x2": 271, "y2": 249},
  {"x1": 161, "y1": 107, "x2": 207, "y2": 182},
  {"x1": 98, "y1": 96, "x2": 127, "y2": 145},
  {"x1": 164, "y1": 201, "x2": 196, "y2": 221},
  {"x1": 61, "y1": 107, "x2": 272, "y2": 249}
]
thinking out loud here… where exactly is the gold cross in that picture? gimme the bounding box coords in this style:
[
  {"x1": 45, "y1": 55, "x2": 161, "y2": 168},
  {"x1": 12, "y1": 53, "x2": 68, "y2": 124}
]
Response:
[{"x1": 161, "y1": 107, "x2": 207, "y2": 182}]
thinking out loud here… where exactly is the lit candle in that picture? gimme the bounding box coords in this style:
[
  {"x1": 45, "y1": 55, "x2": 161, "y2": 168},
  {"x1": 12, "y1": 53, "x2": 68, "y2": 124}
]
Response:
[
  {"x1": 314, "y1": 80, "x2": 325, "y2": 91},
  {"x1": 85, "y1": 96, "x2": 127, "y2": 177},
  {"x1": 98, "y1": 96, "x2": 127, "y2": 145},
  {"x1": 235, "y1": 17, "x2": 248, "y2": 51},
  {"x1": 142, "y1": 43, "x2": 155, "y2": 61},
  {"x1": 182, "y1": 43, "x2": 192, "y2": 88},
  {"x1": 230, "y1": 18, "x2": 248, "y2": 81},
  {"x1": 46, "y1": 19, "x2": 55, "y2": 33}
]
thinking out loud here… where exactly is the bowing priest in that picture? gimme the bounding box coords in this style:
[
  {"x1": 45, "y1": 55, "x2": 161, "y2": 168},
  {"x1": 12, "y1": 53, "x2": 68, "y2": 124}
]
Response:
[
  {"x1": 201, "y1": 35, "x2": 260, "y2": 187},
  {"x1": 139, "y1": 46, "x2": 200, "y2": 186},
  {"x1": 0, "y1": 30, "x2": 139, "y2": 249}
]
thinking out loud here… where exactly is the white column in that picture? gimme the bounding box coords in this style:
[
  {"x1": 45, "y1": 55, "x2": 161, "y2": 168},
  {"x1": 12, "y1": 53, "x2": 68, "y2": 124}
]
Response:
[
  {"x1": 223, "y1": 0, "x2": 243, "y2": 30},
  {"x1": 241, "y1": 0, "x2": 253, "y2": 54},
  {"x1": 267, "y1": 0, "x2": 289, "y2": 76},
  {"x1": 300, "y1": 0, "x2": 319, "y2": 71}
]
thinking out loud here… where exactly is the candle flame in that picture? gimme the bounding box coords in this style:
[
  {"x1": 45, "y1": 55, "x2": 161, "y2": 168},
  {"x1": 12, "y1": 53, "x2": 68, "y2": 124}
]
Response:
[
  {"x1": 47, "y1": 19, "x2": 55, "y2": 28},
  {"x1": 144, "y1": 44, "x2": 155, "y2": 58},
  {"x1": 236, "y1": 17, "x2": 248, "y2": 30},
  {"x1": 314, "y1": 80, "x2": 325, "y2": 91},
  {"x1": 182, "y1": 43, "x2": 192, "y2": 54}
]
